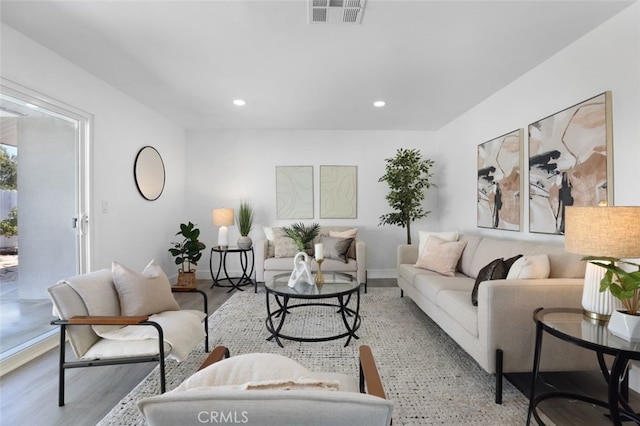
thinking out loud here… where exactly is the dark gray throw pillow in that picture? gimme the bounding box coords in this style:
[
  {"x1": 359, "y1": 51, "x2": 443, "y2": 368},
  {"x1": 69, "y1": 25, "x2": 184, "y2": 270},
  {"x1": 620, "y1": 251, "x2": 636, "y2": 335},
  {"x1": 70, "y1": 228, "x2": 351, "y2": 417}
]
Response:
[
  {"x1": 471, "y1": 254, "x2": 523, "y2": 306},
  {"x1": 471, "y1": 258, "x2": 503, "y2": 306},
  {"x1": 319, "y1": 235, "x2": 353, "y2": 263}
]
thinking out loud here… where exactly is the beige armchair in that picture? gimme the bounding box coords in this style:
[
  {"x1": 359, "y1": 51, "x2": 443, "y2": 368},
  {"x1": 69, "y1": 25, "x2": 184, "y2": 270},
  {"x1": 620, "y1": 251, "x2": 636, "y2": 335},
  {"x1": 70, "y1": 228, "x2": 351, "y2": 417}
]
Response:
[
  {"x1": 137, "y1": 345, "x2": 392, "y2": 426},
  {"x1": 48, "y1": 265, "x2": 209, "y2": 406}
]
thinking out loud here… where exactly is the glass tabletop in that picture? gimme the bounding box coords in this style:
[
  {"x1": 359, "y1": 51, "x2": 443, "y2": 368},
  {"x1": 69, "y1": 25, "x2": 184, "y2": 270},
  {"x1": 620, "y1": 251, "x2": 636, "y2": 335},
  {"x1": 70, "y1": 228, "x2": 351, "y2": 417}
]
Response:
[
  {"x1": 535, "y1": 308, "x2": 640, "y2": 354},
  {"x1": 266, "y1": 272, "x2": 359, "y2": 297}
]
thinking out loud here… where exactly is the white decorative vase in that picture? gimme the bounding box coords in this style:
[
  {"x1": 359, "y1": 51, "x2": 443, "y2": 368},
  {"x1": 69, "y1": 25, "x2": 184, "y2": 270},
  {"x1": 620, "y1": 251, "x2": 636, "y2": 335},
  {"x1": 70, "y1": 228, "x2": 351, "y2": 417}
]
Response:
[
  {"x1": 237, "y1": 235, "x2": 252, "y2": 249},
  {"x1": 608, "y1": 310, "x2": 640, "y2": 342}
]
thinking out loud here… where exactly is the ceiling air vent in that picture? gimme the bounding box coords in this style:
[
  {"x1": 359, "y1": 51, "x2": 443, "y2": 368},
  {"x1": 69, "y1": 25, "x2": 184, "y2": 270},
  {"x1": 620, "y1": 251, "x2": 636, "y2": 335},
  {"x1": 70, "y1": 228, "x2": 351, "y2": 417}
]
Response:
[{"x1": 309, "y1": 0, "x2": 366, "y2": 24}]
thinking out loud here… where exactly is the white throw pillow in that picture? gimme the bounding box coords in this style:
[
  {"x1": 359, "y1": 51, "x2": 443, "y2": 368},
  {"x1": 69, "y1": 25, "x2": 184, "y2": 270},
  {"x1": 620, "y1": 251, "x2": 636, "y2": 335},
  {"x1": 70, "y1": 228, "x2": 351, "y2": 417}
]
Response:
[
  {"x1": 506, "y1": 255, "x2": 550, "y2": 279},
  {"x1": 415, "y1": 236, "x2": 467, "y2": 277},
  {"x1": 263, "y1": 226, "x2": 275, "y2": 258},
  {"x1": 418, "y1": 231, "x2": 459, "y2": 257},
  {"x1": 112, "y1": 260, "x2": 180, "y2": 316},
  {"x1": 174, "y1": 352, "x2": 339, "y2": 392}
]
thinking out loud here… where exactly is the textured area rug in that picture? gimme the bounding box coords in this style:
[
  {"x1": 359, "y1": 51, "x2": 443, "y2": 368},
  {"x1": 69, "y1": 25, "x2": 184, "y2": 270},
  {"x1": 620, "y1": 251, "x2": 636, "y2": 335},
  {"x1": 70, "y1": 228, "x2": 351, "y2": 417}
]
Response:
[{"x1": 99, "y1": 288, "x2": 535, "y2": 425}]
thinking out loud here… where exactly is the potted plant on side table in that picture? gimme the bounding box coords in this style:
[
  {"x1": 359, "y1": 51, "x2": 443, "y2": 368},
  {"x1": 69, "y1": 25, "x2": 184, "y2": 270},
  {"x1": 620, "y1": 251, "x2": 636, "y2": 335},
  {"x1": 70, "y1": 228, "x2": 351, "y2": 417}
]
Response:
[
  {"x1": 237, "y1": 201, "x2": 254, "y2": 249},
  {"x1": 169, "y1": 221, "x2": 206, "y2": 287},
  {"x1": 587, "y1": 257, "x2": 640, "y2": 341}
]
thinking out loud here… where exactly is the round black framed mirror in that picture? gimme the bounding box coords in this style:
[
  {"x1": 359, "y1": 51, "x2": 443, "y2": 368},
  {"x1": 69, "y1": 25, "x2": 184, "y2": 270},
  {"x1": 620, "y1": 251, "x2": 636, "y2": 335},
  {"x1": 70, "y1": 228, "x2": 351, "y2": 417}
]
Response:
[{"x1": 134, "y1": 146, "x2": 165, "y2": 201}]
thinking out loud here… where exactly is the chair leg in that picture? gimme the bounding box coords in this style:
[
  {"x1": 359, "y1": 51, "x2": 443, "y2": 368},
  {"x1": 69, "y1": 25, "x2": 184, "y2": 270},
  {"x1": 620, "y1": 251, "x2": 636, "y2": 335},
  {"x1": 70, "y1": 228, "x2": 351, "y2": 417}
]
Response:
[
  {"x1": 58, "y1": 324, "x2": 66, "y2": 406},
  {"x1": 495, "y1": 349, "x2": 503, "y2": 404}
]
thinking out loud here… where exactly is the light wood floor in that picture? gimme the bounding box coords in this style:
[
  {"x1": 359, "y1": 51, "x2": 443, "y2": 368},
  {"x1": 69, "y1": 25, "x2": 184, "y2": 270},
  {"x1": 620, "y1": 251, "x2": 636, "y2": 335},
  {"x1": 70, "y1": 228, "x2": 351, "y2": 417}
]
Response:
[{"x1": 0, "y1": 278, "x2": 636, "y2": 425}]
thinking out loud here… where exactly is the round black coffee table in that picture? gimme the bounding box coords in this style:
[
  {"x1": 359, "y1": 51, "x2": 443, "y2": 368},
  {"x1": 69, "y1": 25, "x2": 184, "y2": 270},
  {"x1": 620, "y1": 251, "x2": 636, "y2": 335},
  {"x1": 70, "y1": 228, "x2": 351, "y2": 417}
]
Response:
[{"x1": 264, "y1": 272, "x2": 361, "y2": 347}]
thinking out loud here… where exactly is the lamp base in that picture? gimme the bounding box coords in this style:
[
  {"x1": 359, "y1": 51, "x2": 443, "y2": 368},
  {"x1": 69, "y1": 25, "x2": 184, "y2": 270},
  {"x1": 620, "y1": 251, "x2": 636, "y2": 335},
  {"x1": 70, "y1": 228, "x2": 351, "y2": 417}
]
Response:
[{"x1": 582, "y1": 309, "x2": 610, "y2": 323}]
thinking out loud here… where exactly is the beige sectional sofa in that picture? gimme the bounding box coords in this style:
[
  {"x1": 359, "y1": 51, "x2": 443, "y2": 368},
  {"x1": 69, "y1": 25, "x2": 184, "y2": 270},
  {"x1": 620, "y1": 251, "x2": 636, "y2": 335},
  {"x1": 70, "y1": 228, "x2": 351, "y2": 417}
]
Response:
[
  {"x1": 255, "y1": 226, "x2": 367, "y2": 291},
  {"x1": 397, "y1": 233, "x2": 598, "y2": 403}
]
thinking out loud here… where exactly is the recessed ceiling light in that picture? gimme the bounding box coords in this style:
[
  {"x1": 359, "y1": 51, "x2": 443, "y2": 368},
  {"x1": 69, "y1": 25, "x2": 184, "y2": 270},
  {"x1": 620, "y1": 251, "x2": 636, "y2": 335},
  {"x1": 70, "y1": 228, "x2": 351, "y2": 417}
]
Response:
[
  {"x1": 233, "y1": 99, "x2": 246, "y2": 106},
  {"x1": 373, "y1": 100, "x2": 386, "y2": 108}
]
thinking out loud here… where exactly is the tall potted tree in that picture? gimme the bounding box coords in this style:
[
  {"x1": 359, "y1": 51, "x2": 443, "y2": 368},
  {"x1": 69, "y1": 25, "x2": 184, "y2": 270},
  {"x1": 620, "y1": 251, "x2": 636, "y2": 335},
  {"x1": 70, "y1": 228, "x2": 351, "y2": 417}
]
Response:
[
  {"x1": 168, "y1": 221, "x2": 206, "y2": 287},
  {"x1": 378, "y1": 148, "x2": 435, "y2": 244}
]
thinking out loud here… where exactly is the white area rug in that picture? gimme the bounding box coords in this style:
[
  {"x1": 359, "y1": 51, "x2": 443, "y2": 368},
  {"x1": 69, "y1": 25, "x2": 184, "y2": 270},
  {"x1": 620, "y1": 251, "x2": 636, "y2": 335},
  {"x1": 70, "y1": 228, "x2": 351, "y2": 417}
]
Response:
[{"x1": 98, "y1": 287, "x2": 536, "y2": 425}]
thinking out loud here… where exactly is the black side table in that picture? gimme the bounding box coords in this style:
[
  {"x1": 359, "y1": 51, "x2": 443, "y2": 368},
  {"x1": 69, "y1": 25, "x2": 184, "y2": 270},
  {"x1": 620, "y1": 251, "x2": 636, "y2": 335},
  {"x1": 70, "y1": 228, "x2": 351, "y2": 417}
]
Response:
[
  {"x1": 209, "y1": 246, "x2": 255, "y2": 292},
  {"x1": 527, "y1": 307, "x2": 640, "y2": 426}
]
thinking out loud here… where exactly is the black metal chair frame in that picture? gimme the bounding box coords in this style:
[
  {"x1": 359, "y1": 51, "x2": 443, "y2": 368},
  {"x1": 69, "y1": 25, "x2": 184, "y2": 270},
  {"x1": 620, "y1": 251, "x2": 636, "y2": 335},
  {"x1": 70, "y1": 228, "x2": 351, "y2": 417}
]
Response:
[{"x1": 51, "y1": 289, "x2": 209, "y2": 406}]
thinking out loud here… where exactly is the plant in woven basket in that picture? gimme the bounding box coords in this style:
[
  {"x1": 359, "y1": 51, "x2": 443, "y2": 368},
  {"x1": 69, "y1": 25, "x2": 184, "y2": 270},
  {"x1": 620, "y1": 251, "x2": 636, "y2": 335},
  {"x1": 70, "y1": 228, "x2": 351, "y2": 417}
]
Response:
[
  {"x1": 282, "y1": 222, "x2": 320, "y2": 253},
  {"x1": 169, "y1": 222, "x2": 206, "y2": 273}
]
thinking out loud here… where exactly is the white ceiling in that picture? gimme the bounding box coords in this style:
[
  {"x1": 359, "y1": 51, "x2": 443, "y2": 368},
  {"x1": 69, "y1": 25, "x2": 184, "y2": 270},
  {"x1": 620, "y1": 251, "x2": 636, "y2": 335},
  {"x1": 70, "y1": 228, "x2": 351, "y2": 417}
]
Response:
[{"x1": 0, "y1": 0, "x2": 634, "y2": 131}]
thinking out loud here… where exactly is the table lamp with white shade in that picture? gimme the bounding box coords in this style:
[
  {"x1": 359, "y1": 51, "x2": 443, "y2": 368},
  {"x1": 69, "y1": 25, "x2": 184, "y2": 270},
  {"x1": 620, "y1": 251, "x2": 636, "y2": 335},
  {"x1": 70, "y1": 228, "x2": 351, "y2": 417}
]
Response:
[
  {"x1": 564, "y1": 206, "x2": 640, "y2": 322},
  {"x1": 213, "y1": 208, "x2": 234, "y2": 249}
]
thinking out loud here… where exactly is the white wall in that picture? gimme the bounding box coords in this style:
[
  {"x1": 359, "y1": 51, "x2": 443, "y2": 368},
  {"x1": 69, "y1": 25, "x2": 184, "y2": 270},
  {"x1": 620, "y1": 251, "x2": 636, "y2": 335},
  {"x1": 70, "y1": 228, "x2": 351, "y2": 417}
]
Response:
[
  {"x1": 186, "y1": 130, "x2": 439, "y2": 278},
  {"x1": 437, "y1": 3, "x2": 640, "y2": 243},
  {"x1": 1, "y1": 24, "x2": 188, "y2": 276}
]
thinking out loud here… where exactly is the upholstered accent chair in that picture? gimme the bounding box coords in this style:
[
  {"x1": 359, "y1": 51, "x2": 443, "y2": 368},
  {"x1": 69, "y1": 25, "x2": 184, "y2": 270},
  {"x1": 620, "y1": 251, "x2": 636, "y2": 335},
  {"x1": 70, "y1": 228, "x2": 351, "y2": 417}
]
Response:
[
  {"x1": 48, "y1": 265, "x2": 209, "y2": 406},
  {"x1": 137, "y1": 345, "x2": 393, "y2": 426}
]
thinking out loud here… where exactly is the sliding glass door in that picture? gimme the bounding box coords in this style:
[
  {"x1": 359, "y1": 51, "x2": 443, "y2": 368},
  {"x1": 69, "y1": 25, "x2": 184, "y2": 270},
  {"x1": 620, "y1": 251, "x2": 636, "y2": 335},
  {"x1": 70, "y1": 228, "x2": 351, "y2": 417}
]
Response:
[{"x1": 0, "y1": 81, "x2": 90, "y2": 362}]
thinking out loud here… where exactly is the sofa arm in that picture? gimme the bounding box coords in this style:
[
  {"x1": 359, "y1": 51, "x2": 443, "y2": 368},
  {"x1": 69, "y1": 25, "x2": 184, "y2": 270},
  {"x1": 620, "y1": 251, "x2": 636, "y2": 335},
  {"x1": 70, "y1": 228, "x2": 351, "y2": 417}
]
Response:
[
  {"x1": 254, "y1": 239, "x2": 269, "y2": 282},
  {"x1": 397, "y1": 244, "x2": 419, "y2": 270},
  {"x1": 478, "y1": 278, "x2": 590, "y2": 373},
  {"x1": 355, "y1": 240, "x2": 367, "y2": 285}
]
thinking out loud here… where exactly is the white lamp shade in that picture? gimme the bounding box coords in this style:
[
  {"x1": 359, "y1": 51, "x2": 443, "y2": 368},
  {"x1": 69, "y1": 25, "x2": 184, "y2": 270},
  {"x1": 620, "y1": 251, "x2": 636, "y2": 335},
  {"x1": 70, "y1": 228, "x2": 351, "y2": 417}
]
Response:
[
  {"x1": 213, "y1": 208, "x2": 234, "y2": 248},
  {"x1": 213, "y1": 208, "x2": 234, "y2": 227}
]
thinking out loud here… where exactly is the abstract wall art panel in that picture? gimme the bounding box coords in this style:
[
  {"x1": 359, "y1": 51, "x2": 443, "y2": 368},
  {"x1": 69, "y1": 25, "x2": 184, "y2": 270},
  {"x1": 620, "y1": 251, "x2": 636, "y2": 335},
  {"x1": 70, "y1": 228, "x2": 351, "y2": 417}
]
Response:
[
  {"x1": 477, "y1": 129, "x2": 523, "y2": 231},
  {"x1": 320, "y1": 165, "x2": 357, "y2": 219},
  {"x1": 276, "y1": 166, "x2": 314, "y2": 219},
  {"x1": 528, "y1": 92, "x2": 613, "y2": 235}
]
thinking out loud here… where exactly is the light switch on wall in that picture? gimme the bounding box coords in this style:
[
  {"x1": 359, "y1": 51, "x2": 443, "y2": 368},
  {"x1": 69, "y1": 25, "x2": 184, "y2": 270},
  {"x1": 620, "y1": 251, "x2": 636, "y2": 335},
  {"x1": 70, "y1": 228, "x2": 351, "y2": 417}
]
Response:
[{"x1": 101, "y1": 200, "x2": 109, "y2": 213}]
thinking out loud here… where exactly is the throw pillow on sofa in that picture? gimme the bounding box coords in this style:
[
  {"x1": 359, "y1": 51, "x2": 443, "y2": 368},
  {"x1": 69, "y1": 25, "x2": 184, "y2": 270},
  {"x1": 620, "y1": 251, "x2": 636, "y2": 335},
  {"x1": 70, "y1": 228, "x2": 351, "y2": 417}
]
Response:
[
  {"x1": 319, "y1": 235, "x2": 353, "y2": 263},
  {"x1": 112, "y1": 259, "x2": 180, "y2": 316},
  {"x1": 506, "y1": 254, "x2": 550, "y2": 279},
  {"x1": 417, "y1": 231, "x2": 459, "y2": 258},
  {"x1": 273, "y1": 228, "x2": 300, "y2": 258},
  {"x1": 329, "y1": 228, "x2": 358, "y2": 259},
  {"x1": 471, "y1": 254, "x2": 522, "y2": 306},
  {"x1": 415, "y1": 236, "x2": 467, "y2": 277}
]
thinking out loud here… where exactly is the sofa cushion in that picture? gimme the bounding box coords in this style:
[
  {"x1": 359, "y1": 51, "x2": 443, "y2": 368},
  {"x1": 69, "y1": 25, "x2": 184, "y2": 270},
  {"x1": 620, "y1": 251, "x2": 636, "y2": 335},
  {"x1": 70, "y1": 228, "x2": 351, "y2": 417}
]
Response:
[
  {"x1": 319, "y1": 235, "x2": 352, "y2": 263},
  {"x1": 437, "y1": 290, "x2": 479, "y2": 337},
  {"x1": 263, "y1": 226, "x2": 275, "y2": 257},
  {"x1": 413, "y1": 274, "x2": 474, "y2": 305},
  {"x1": 506, "y1": 255, "x2": 550, "y2": 279},
  {"x1": 415, "y1": 237, "x2": 467, "y2": 277},
  {"x1": 264, "y1": 257, "x2": 357, "y2": 273},
  {"x1": 273, "y1": 228, "x2": 300, "y2": 258},
  {"x1": 417, "y1": 231, "x2": 459, "y2": 257},
  {"x1": 329, "y1": 228, "x2": 358, "y2": 259},
  {"x1": 457, "y1": 234, "x2": 482, "y2": 277},
  {"x1": 471, "y1": 258, "x2": 502, "y2": 307},
  {"x1": 112, "y1": 260, "x2": 180, "y2": 316},
  {"x1": 471, "y1": 255, "x2": 522, "y2": 306}
]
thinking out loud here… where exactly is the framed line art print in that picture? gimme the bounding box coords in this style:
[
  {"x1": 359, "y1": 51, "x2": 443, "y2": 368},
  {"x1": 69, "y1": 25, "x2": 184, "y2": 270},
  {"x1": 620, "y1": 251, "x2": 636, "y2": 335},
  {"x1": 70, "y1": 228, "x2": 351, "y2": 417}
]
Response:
[
  {"x1": 276, "y1": 166, "x2": 314, "y2": 219},
  {"x1": 528, "y1": 92, "x2": 613, "y2": 235},
  {"x1": 320, "y1": 165, "x2": 357, "y2": 219},
  {"x1": 477, "y1": 129, "x2": 523, "y2": 231}
]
